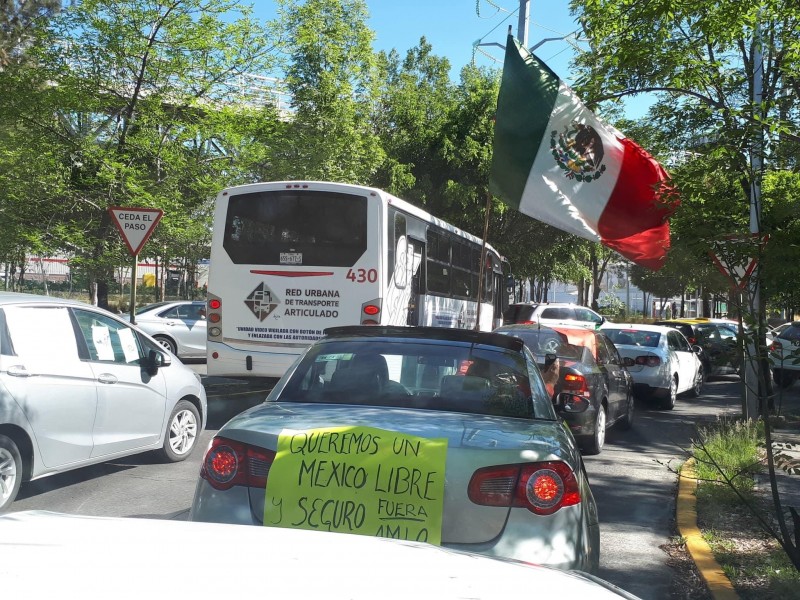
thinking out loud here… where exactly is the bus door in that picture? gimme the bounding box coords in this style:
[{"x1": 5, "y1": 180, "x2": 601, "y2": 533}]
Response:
[{"x1": 406, "y1": 239, "x2": 425, "y2": 325}]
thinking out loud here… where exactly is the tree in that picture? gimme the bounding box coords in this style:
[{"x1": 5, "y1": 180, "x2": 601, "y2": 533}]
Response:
[
  {"x1": 0, "y1": 0, "x2": 280, "y2": 306},
  {"x1": 271, "y1": 0, "x2": 382, "y2": 183},
  {"x1": 0, "y1": 0, "x2": 60, "y2": 67},
  {"x1": 574, "y1": 0, "x2": 800, "y2": 568}
]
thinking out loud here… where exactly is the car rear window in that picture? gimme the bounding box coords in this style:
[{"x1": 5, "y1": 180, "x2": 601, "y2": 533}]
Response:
[
  {"x1": 502, "y1": 304, "x2": 537, "y2": 324},
  {"x1": 276, "y1": 339, "x2": 555, "y2": 420},
  {"x1": 779, "y1": 325, "x2": 800, "y2": 342},
  {"x1": 605, "y1": 329, "x2": 661, "y2": 348}
]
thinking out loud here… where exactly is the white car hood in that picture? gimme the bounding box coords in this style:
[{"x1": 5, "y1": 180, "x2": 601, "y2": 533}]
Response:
[{"x1": 0, "y1": 511, "x2": 639, "y2": 599}]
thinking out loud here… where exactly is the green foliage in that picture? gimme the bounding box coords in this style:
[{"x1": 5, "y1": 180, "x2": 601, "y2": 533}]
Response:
[
  {"x1": 693, "y1": 417, "x2": 763, "y2": 494},
  {"x1": 272, "y1": 0, "x2": 382, "y2": 183}
]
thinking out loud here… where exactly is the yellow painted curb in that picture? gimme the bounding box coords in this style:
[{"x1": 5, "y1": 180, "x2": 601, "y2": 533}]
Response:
[{"x1": 677, "y1": 458, "x2": 740, "y2": 600}]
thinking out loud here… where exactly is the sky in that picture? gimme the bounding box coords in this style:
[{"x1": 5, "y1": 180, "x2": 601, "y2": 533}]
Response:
[{"x1": 250, "y1": 1, "x2": 651, "y2": 119}]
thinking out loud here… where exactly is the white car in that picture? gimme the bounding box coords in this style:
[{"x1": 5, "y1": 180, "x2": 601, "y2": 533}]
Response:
[
  {"x1": 0, "y1": 292, "x2": 207, "y2": 511},
  {"x1": 126, "y1": 300, "x2": 206, "y2": 359},
  {"x1": 502, "y1": 302, "x2": 606, "y2": 329},
  {"x1": 601, "y1": 324, "x2": 704, "y2": 409},
  {"x1": 1, "y1": 511, "x2": 641, "y2": 599},
  {"x1": 769, "y1": 322, "x2": 800, "y2": 388}
]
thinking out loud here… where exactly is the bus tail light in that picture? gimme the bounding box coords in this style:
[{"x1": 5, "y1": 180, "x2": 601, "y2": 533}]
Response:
[
  {"x1": 361, "y1": 299, "x2": 382, "y2": 325},
  {"x1": 207, "y1": 293, "x2": 222, "y2": 338}
]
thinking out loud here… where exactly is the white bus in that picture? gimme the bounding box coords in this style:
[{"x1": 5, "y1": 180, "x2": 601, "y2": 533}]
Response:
[{"x1": 206, "y1": 181, "x2": 509, "y2": 377}]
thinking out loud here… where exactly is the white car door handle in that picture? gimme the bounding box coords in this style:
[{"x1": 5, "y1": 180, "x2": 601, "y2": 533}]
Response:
[
  {"x1": 97, "y1": 373, "x2": 118, "y2": 385},
  {"x1": 7, "y1": 365, "x2": 31, "y2": 377}
]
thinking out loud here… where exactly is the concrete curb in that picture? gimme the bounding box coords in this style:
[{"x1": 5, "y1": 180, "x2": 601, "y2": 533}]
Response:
[{"x1": 677, "y1": 458, "x2": 739, "y2": 600}]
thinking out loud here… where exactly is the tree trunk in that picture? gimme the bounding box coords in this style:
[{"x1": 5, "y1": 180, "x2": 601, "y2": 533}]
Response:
[{"x1": 97, "y1": 280, "x2": 109, "y2": 310}]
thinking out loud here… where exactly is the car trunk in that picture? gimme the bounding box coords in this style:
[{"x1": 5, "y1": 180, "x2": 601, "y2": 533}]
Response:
[{"x1": 220, "y1": 402, "x2": 574, "y2": 545}]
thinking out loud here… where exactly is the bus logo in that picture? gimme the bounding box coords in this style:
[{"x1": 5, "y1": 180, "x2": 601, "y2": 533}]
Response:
[{"x1": 245, "y1": 282, "x2": 280, "y2": 321}]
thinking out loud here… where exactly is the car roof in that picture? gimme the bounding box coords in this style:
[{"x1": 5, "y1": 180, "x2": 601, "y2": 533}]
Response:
[
  {"x1": 323, "y1": 325, "x2": 524, "y2": 352},
  {"x1": 0, "y1": 292, "x2": 93, "y2": 308}
]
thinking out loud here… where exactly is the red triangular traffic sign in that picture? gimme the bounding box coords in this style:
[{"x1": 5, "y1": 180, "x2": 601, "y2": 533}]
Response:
[{"x1": 108, "y1": 207, "x2": 164, "y2": 256}]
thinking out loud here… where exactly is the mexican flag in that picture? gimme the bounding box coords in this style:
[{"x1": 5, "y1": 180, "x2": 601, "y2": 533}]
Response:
[{"x1": 489, "y1": 35, "x2": 678, "y2": 271}]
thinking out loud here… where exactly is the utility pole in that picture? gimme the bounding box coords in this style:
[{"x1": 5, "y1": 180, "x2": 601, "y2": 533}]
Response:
[
  {"x1": 517, "y1": 0, "x2": 530, "y2": 47},
  {"x1": 744, "y1": 18, "x2": 764, "y2": 419}
]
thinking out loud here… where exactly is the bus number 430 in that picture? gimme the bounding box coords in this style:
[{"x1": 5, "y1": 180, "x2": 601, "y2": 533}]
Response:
[{"x1": 346, "y1": 268, "x2": 378, "y2": 283}]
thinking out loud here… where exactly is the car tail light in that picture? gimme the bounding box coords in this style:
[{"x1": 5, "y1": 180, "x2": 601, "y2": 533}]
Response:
[
  {"x1": 687, "y1": 337, "x2": 697, "y2": 345},
  {"x1": 562, "y1": 372, "x2": 589, "y2": 396},
  {"x1": 209, "y1": 299, "x2": 221, "y2": 310},
  {"x1": 468, "y1": 462, "x2": 581, "y2": 516},
  {"x1": 200, "y1": 437, "x2": 276, "y2": 491},
  {"x1": 635, "y1": 355, "x2": 662, "y2": 367}
]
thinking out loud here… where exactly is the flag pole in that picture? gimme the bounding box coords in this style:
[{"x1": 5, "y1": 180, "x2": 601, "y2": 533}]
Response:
[{"x1": 475, "y1": 190, "x2": 493, "y2": 330}]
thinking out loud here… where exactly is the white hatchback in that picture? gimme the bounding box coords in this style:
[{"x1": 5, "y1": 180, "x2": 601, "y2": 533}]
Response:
[
  {"x1": 0, "y1": 292, "x2": 207, "y2": 511},
  {"x1": 601, "y1": 324, "x2": 704, "y2": 409}
]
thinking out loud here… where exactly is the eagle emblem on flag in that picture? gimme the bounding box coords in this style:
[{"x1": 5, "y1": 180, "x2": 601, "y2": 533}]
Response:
[{"x1": 550, "y1": 122, "x2": 607, "y2": 182}]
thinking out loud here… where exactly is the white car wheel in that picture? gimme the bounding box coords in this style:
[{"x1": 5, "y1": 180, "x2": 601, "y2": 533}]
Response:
[
  {"x1": 154, "y1": 335, "x2": 177, "y2": 356},
  {"x1": 661, "y1": 376, "x2": 678, "y2": 410},
  {"x1": 0, "y1": 435, "x2": 22, "y2": 512},
  {"x1": 160, "y1": 401, "x2": 200, "y2": 462},
  {"x1": 688, "y1": 366, "x2": 704, "y2": 398}
]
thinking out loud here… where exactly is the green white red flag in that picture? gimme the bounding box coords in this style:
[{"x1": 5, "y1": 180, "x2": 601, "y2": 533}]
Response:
[{"x1": 489, "y1": 35, "x2": 678, "y2": 271}]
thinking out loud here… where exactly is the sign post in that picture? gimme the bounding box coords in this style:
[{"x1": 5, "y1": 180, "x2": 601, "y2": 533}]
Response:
[
  {"x1": 708, "y1": 233, "x2": 769, "y2": 419},
  {"x1": 108, "y1": 207, "x2": 164, "y2": 324}
]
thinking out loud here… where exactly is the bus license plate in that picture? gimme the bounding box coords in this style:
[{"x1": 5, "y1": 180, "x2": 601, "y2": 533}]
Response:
[{"x1": 280, "y1": 252, "x2": 303, "y2": 265}]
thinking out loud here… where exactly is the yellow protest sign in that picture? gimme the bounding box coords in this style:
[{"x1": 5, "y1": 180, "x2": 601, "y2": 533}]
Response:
[{"x1": 263, "y1": 425, "x2": 448, "y2": 545}]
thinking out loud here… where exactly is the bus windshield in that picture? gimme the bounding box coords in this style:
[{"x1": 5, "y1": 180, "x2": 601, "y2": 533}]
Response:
[{"x1": 224, "y1": 190, "x2": 368, "y2": 266}]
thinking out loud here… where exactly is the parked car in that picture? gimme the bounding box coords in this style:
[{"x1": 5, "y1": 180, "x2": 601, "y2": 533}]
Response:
[
  {"x1": 766, "y1": 321, "x2": 793, "y2": 345},
  {"x1": 126, "y1": 300, "x2": 206, "y2": 359},
  {"x1": 495, "y1": 324, "x2": 634, "y2": 455},
  {"x1": 2, "y1": 511, "x2": 639, "y2": 599},
  {"x1": 768, "y1": 321, "x2": 800, "y2": 388},
  {"x1": 652, "y1": 318, "x2": 739, "y2": 377},
  {"x1": 602, "y1": 324, "x2": 704, "y2": 410},
  {"x1": 502, "y1": 302, "x2": 606, "y2": 329},
  {"x1": 190, "y1": 325, "x2": 600, "y2": 572},
  {"x1": 0, "y1": 292, "x2": 207, "y2": 511}
]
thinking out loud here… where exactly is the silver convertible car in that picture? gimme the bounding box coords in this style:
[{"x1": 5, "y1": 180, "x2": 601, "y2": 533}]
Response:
[{"x1": 190, "y1": 326, "x2": 600, "y2": 572}]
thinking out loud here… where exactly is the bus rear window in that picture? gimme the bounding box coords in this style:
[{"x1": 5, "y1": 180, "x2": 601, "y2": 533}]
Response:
[{"x1": 223, "y1": 190, "x2": 368, "y2": 266}]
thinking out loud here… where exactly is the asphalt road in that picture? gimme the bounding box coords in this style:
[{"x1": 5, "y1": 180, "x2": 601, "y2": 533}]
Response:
[{"x1": 7, "y1": 362, "x2": 747, "y2": 600}]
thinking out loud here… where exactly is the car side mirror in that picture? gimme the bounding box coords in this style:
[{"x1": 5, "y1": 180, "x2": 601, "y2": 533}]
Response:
[
  {"x1": 691, "y1": 345, "x2": 704, "y2": 354},
  {"x1": 623, "y1": 357, "x2": 635, "y2": 367},
  {"x1": 544, "y1": 353, "x2": 557, "y2": 368},
  {"x1": 146, "y1": 349, "x2": 171, "y2": 376}
]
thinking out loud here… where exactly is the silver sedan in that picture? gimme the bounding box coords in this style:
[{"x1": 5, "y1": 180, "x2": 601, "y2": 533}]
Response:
[
  {"x1": 128, "y1": 301, "x2": 206, "y2": 359},
  {"x1": 189, "y1": 325, "x2": 600, "y2": 572}
]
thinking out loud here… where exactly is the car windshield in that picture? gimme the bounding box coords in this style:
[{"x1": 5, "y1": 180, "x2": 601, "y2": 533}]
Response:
[
  {"x1": 273, "y1": 339, "x2": 555, "y2": 421},
  {"x1": 604, "y1": 328, "x2": 661, "y2": 348}
]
